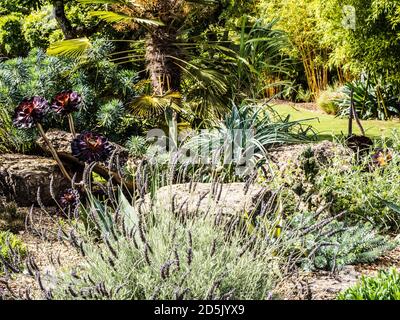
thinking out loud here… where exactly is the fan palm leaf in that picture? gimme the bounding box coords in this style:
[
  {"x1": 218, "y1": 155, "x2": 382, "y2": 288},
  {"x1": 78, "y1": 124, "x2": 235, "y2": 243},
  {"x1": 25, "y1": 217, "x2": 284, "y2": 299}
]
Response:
[
  {"x1": 90, "y1": 11, "x2": 165, "y2": 26},
  {"x1": 47, "y1": 38, "x2": 92, "y2": 59},
  {"x1": 78, "y1": 0, "x2": 134, "y2": 5},
  {"x1": 130, "y1": 92, "x2": 182, "y2": 118}
]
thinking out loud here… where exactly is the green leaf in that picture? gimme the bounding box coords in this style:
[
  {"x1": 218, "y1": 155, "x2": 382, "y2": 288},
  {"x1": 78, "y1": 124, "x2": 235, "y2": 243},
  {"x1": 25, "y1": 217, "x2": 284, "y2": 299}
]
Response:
[
  {"x1": 118, "y1": 188, "x2": 139, "y2": 231},
  {"x1": 377, "y1": 196, "x2": 400, "y2": 214},
  {"x1": 78, "y1": 0, "x2": 129, "y2": 4},
  {"x1": 47, "y1": 38, "x2": 92, "y2": 58},
  {"x1": 90, "y1": 11, "x2": 165, "y2": 26},
  {"x1": 130, "y1": 93, "x2": 182, "y2": 118}
]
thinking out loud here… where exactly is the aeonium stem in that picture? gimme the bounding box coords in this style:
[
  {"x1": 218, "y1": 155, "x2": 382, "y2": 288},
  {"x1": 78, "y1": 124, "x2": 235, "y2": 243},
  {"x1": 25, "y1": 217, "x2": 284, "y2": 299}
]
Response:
[
  {"x1": 68, "y1": 114, "x2": 76, "y2": 137},
  {"x1": 37, "y1": 123, "x2": 72, "y2": 181}
]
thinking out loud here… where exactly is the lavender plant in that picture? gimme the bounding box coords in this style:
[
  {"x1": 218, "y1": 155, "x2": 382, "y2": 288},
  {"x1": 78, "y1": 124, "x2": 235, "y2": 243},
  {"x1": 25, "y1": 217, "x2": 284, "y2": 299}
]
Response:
[{"x1": 46, "y1": 190, "x2": 282, "y2": 300}]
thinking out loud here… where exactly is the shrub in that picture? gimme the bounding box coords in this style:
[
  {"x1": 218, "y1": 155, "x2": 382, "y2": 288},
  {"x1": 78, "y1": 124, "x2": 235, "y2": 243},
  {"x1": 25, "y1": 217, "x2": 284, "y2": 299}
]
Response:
[
  {"x1": 0, "y1": 230, "x2": 27, "y2": 274},
  {"x1": 50, "y1": 192, "x2": 282, "y2": 300},
  {"x1": 0, "y1": 13, "x2": 28, "y2": 57},
  {"x1": 336, "y1": 78, "x2": 400, "y2": 120},
  {"x1": 263, "y1": 145, "x2": 397, "y2": 271},
  {"x1": 0, "y1": 0, "x2": 41, "y2": 15},
  {"x1": 295, "y1": 86, "x2": 313, "y2": 103},
  {"x1": 276, "y1": 130, "x2": 400, "y2": 229},
  {"x1": 338, "y1": 268, "x2": 400, "y2": 300},
  {"x1": 125, "y1": 136, "x2": 148, "y2": 159},
  {"x1": 0, "y1": 45, "x2": 143, "y2": 152},
  {"x1": 294, "y1": 218, "x2": 397, "y2": 271},
  {"x1": 317, "y1": 89, "x2": 342, "y2": 115},
  {"x1": 316, "y1": 139, "x2": 400, "y2": 229},
  {"x1": 22, "y1": 6, "x2": 61, "y2": 49},
  {"x1": 96, "y1": 99, "x2": 124, "y2": 132}
]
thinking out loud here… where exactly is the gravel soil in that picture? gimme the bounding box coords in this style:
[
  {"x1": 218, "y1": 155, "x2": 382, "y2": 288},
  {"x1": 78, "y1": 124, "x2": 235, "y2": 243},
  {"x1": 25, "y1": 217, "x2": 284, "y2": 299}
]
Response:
[
  {"x1": 274, "y1": 245, "x2": 400, "y2": 300},
  {"x1": 0, "y1": 208, "x2": 83, "y2": 300}
]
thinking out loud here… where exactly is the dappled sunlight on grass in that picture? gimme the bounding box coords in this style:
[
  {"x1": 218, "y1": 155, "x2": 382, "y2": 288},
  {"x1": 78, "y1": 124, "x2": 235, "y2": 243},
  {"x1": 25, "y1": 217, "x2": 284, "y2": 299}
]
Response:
[{"x1": 271, "y1": 104, "x2": 400, "y2": 140}]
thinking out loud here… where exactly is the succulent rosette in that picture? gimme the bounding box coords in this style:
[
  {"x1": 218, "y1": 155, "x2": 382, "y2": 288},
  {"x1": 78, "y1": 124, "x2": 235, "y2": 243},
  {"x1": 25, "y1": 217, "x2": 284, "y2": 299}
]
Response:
[
  {"x1": 60, "y1": 188, "x2": 81, "y2": 210},
  {"x1": 71, "y1": 131, "x2": 114, "y2": 163},
  {"x1": 12, "y1": 96, "x2": 50, "y2": 129},
  {"x1": 51, "y1": 90, "x2": 82, "y2": 115}
]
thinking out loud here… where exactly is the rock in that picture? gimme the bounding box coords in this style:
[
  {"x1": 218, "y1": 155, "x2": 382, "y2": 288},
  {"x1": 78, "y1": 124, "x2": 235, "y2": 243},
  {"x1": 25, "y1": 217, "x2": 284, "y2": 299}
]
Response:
[
  {"x1": 36, "y1": 129, "x2": 133, "y2": 189},
  {"x1": 145, "y1": 182, "x2": 276, "y2": 222},
  {"x1": 267, "y1": 140, "x2": 352, "y2": 172},
  {"x1": 0, "y1": 154, "x2": 70, "y2": 206}
]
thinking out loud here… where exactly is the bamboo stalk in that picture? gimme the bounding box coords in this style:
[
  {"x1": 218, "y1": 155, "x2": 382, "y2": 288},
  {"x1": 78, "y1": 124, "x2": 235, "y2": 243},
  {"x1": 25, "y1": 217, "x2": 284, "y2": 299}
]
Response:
[{"x1": 37, "y1": 123, "x2": 72, "y2": 181}]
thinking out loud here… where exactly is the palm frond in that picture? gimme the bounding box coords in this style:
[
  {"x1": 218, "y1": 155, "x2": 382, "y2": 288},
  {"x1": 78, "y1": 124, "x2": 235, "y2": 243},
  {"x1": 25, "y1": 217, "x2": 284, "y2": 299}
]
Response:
[
  {"x1": 47, "y1": 38, "x2": 92, "y2": 58},
  {"x1": 90, "y1": 11, "x2": 165, "y2": 26},
  {"x1": 78, "y1": 0, "x2": 131, "y2": 4},
  {"x1": 130, "y1": 92, "x2": 182, "y2": 118}
]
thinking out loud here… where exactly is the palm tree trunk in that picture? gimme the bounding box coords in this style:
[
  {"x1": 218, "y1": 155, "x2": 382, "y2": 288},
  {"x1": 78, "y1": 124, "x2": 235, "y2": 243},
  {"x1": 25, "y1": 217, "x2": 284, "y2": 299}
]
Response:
[
  {"x1": 145, "y1": 28, "x2": 182, "y2": 150},
  {"x1": 52, "y1": 0, "x2": 77, "y2": 39}
]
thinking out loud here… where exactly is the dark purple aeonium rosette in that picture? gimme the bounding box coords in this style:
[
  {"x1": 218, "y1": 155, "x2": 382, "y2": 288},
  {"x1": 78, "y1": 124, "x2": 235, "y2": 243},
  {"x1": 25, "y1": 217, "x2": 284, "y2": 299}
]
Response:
[
  {"x1": 60, "y1": 188, "x2": 81, "y2": 210},
  {"x1": 51, "y1": 90, "x2": 82, "y2": 115},
  {"x1": 71, "y1": 131, "x2": 114, "y2": 163},
  {"x1": 12, "y1": 96, "x2": 50, "y2": 129}
]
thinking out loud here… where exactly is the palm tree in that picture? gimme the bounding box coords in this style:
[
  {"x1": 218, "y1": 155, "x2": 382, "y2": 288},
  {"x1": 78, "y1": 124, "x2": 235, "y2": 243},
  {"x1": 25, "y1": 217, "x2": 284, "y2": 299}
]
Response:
[
  {"x1": 49, "y1": 0, "x2": 233, "y2": 145},
  {"x1": 47, "y1": 0, "x2": 292, "y2": 145}
]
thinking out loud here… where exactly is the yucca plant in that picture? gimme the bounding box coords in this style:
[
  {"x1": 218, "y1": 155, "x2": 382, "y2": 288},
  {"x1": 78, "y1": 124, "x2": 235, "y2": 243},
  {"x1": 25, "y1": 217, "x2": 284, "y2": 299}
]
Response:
[{"x1": 181, "y1": 102, "x2": 315, "y2": 177}]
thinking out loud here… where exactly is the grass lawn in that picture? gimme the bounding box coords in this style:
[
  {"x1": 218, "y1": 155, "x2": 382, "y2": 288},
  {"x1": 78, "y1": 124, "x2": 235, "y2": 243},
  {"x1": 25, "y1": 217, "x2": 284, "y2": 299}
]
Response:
[{"x1": 271, "y1": 104, "x2": 400, "y2": 140}]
